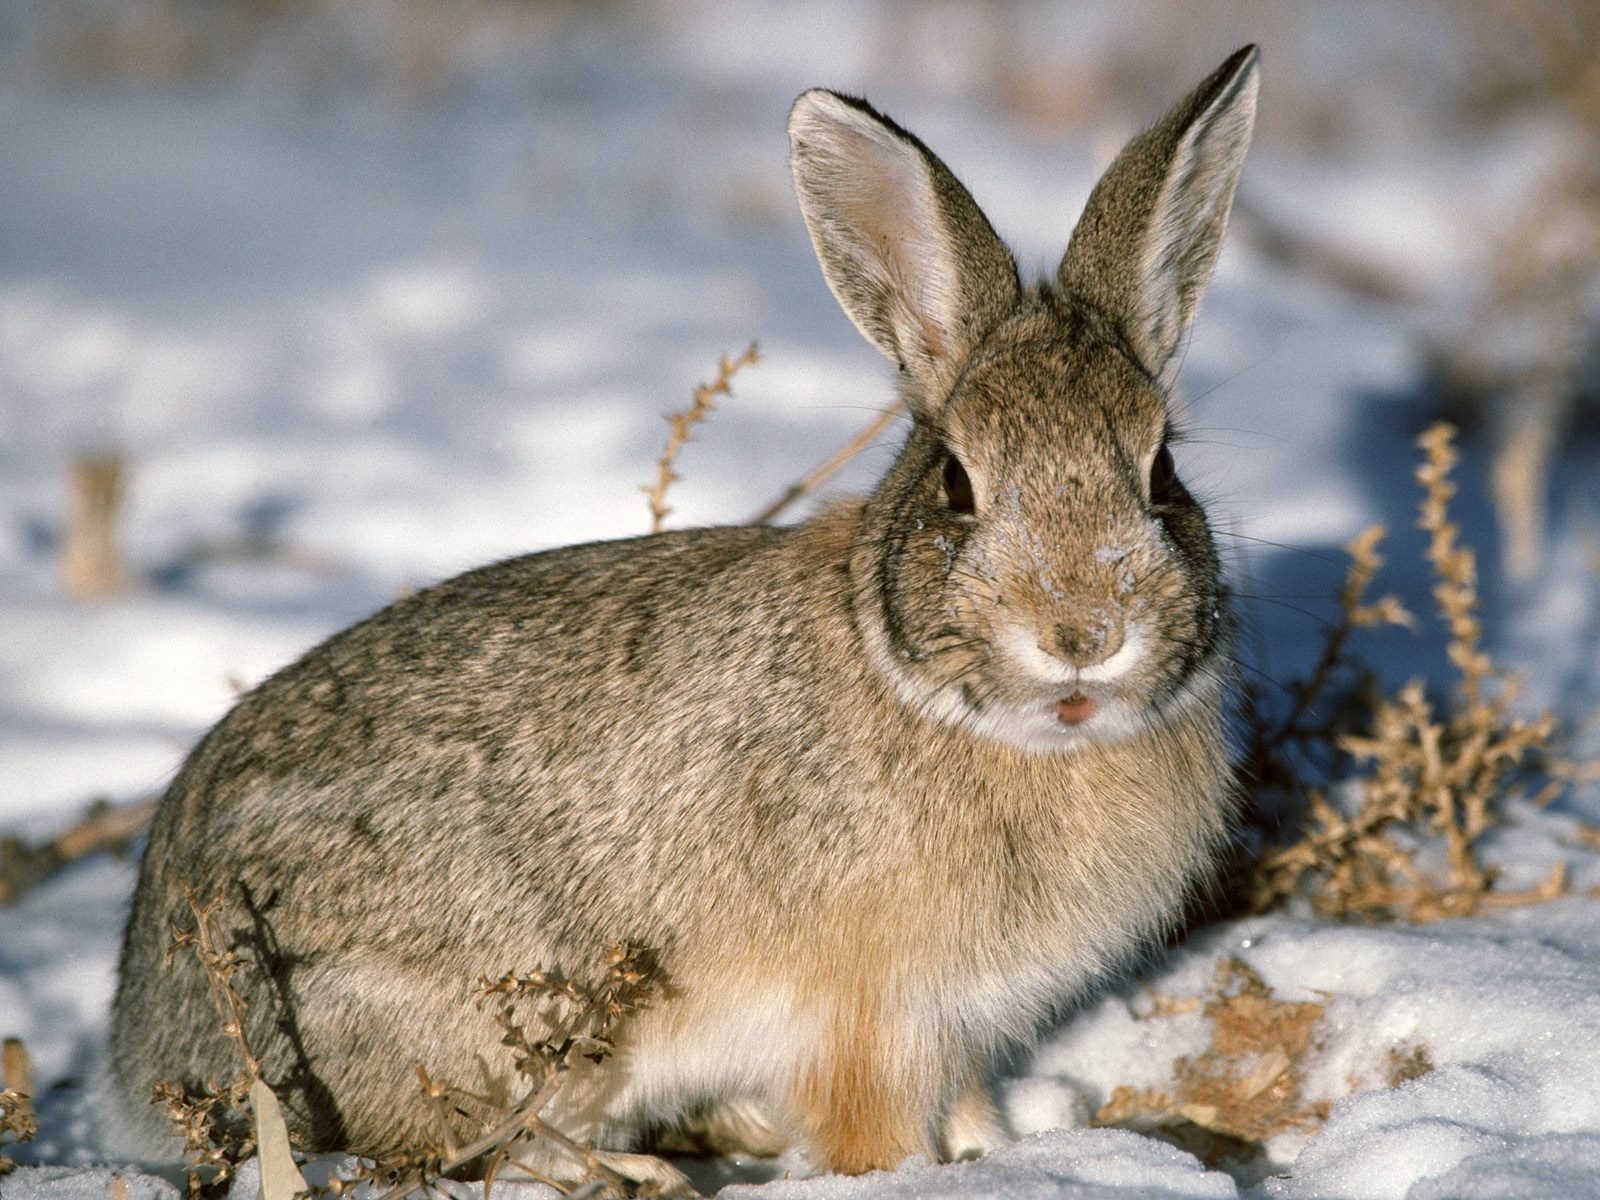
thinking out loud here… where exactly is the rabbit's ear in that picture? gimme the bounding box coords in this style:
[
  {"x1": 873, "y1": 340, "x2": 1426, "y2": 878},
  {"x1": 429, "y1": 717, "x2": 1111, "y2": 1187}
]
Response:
[
  {"x1": 789, "y1": 90, "x2": 1019, "y2": 404},
  {"x1": 1058, "y1": 45, "x2": 1258, "y2": 378}
]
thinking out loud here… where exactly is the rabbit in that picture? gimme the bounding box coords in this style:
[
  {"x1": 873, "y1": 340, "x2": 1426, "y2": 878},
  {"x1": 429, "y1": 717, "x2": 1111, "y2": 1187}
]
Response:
[{"x1": 111, "y1": 45, "x2": 1258, "y2": 1194}]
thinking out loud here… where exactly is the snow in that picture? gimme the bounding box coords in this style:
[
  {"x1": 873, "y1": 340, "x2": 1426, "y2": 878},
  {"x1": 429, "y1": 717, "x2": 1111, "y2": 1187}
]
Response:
[
  {"x1": 3, "y1": 3, "x2": 1599, "y2": 1198},
  {"x1": 724, "y1": 1131, "x2": 1242, "y2": 1200}
]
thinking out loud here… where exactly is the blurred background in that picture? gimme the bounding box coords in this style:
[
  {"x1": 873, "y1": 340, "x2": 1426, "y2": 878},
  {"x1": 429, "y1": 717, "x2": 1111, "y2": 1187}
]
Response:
[{"x1": 2, "y1": 0, "x2": 1598, "y2": 825}]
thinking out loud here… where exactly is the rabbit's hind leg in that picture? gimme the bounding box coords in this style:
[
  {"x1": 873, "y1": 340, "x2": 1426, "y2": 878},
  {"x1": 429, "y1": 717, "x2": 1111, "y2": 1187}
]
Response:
[
  {"x1": 593, "y1": 1150, "x2": 698, "y2": 1196},
  {"x1": 652, "y1": 1098, "x2": 789, "y2": 1158},
  {"x1": 501, "y1": 1139, "x2": 696, "y2": 1198}
]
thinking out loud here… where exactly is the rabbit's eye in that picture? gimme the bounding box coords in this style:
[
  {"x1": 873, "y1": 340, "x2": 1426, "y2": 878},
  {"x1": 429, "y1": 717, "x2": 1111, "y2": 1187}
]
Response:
[
  {"x1": 1149, "y1": 444, "x2": 1177, "y2": 504},
  {"x1": 943, "y1": 453, "x2": 975, "y2": 515}
]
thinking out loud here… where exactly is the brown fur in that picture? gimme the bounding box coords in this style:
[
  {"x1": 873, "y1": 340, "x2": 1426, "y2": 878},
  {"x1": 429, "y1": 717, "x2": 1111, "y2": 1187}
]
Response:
[
  {"x1": 111, "y1": 49, "x2": 1259, "y2": 1185},
  {"x1": 794, "y1": 993, "x2": 926, "y2": 1174}
]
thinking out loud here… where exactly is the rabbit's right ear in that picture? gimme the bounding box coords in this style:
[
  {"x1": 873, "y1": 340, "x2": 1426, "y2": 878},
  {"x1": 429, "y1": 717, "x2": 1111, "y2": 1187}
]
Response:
[
  {"x1": 1058, "y1": 45, "x2": 1258, "y2": 379},
  {"x1": 789, "y1": 91, "x2": 1020, "y2": 408}
]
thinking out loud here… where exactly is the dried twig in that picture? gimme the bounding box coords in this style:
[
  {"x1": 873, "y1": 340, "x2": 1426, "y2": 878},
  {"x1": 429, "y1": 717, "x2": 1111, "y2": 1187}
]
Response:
[
  {"x1": 1247, "y1": 423, "x2": 1580, "y2": 921},
  {"x1": 1237, "y1": 523, "x2": 1414, "y2": 827},
  {"x1": 62, "y1": 451, "x2": 129, "y2": 600},
  {"x1": 1, "y1": 1039, "x2": 37, "y2": 1175},
  {"x1": 0, "y1": 796, "x2": 158, "y2": 907},
  {"x1": 165, "y1": 887, "x2": 262, "y2": 1079},
  {"x1": 1095, "y1": 957, "x2": 1329, "y2": 1169},
  {"x1": 644, "y1": 343, "x2": 760, "y2": 533},
  {"x1": 370, "y1": 943, "x2": 658, "y2": 1200},
  {"x1": 155, "y1": 889, "x2": 265, "y2": 1197},
  {"x1": 1097, "y1": 955, "x2": 1436, "y2": 1171},
  {"x1": 751, "y1": 401, "x2": 906, "y2": 524}
]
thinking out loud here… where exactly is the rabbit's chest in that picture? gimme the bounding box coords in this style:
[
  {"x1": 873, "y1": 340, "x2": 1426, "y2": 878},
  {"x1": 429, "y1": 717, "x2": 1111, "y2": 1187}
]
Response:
[{"x1": 878, "y1": 762, "x2": 1225, "y2": 1004}]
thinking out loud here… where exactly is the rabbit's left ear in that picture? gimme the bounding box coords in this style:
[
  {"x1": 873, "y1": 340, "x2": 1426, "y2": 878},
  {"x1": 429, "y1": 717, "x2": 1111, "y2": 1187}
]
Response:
[
  {"x1": 1059, "y1": 45, "x2": 1259, "y2": 378},
  {"x1": 789, "y1": 91, "x2": 1020, "y2": 407}
]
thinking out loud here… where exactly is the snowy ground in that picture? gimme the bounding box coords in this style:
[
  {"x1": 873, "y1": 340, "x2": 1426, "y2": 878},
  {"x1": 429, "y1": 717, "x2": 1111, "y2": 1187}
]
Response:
[{"x1": 3, "y1": 3, "x2": 1599, "y2": 1198}]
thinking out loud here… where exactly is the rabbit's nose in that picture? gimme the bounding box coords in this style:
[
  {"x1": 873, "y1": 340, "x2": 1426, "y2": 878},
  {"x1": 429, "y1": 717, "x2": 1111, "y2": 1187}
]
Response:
[{"x1": 1040, "y1": 616, "x2": 1125, "y2": 670}]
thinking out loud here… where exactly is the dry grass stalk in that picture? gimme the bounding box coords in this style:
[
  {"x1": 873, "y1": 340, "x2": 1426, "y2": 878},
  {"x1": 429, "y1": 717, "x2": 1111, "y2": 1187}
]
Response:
[
  {"x1": 157, "y1": 889, "x2": 312, "y2": 1200},
  {"x1": 365, "y1": 943, "x2": 658, "y2": 1200},
  {"x1": 155, "y1": 888, "x2": 265, "y2": 1198},
  {"x1": 0, "y1": 795, "x2": 158, "y2": 907},
  {"x1": 164, "y1": 888, "x2": 262, "y2": 1080},
  {"x1": 752, "y1": 400, "x2": 906, "y2": 524},
  {"x1": 1099, "y1": 959, "x2": 1443, "y2": 1175},
  {"x1": 61, "y1": 451, "x2": 130, "y2": 600},
  {"x1": 1095, "y1": 957, "x2": 1330, "y2": 1169},
  {"x1": 1247, "y1": 423, "x2": 1579, "y2": 921},
  {"x1": 643, "y1": 343, "x2": 760, "y2": 533},
  {"x1": 1, "y1": 1038, "x2": 38, "y2": 1175}
]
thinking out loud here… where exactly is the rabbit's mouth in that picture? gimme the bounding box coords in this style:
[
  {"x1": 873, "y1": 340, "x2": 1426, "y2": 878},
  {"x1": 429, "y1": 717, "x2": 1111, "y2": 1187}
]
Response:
[
  {"x1": 1054, "y1": 692, "x2": 1098, "y2": 726},
  {"x1": 971, "y1": 622, "x2": 1163, "y2": 748},
  {"x1": 968, "y1": 687, "x2": 1145, "y2": 752}
]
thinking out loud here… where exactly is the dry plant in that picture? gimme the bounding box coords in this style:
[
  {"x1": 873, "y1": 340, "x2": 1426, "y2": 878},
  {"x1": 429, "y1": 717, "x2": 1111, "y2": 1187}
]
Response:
[
  {"x1": 1383, "y1": 1043, "x2": 1435, "y2": 1089},
  {"x1": 1094, "y1": 957, "x2": 1330, "y2": 1172},
  {"x1": 1096, "y1": 957, "x2": 1437, "y2": 1176},
  {"x1": 0, "y1": 795, "x2": 157, "y2": 907},
  {"x1": 362, "y1": 943, "x2": 658, "y2": 1200},
  {"x1": 1239, "y1": 522, "x2": 1417, "y2": 811},
  {"x1": 643, "y1": 343, "x2": 760, "y2": 533},
  {"x1": 155, "y1": 887, "x2": 269, "y2": 1198},
  {"x1": 157, "y1": 887, "x2": 313, "y2": 1200},
  {"x1": 1, "y1": 1038, "x2": 38, "y2": 1175},
  {"x1": 62, "y1": 451, "x2": 130, "y2": 600},
  {"x1": 751, "y1": 401, "x2": 905, "y2": 525},
  {"x1": 1245, "y1": 423, "x2": 1586, "y2": 921}
]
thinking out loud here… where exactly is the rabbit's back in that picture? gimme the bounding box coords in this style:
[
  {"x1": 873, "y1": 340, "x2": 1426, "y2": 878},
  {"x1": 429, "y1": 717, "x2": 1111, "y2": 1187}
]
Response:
[{"x1": 112, "y1": 516, "x2": 874, "y2": 1140}]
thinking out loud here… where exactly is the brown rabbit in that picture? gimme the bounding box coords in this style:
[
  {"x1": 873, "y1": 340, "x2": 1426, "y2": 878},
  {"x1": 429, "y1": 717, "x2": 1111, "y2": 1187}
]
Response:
[{"x1": 111, "y1": 46, "x2": 1259, "y2": 1193}]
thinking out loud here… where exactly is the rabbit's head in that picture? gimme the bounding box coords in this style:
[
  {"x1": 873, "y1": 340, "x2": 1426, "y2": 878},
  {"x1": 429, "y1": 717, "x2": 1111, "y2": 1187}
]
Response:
[{"x1": 789, "y1": 47, "x2": 1257, "y2": 754}]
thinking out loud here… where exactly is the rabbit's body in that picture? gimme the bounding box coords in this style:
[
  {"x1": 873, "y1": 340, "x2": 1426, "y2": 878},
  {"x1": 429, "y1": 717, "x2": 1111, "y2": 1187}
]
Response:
[
  {"x1": 115, "y1": 501, "x2": 1228, "y2": 1170},
  {"x1": 113, "y1": 48, "x2": 1259, "y2": 1189}
]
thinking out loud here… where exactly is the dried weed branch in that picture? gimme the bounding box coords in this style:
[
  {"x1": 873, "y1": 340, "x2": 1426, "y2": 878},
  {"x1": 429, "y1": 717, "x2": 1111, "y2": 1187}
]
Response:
[
  {"x1": 369, "y1": 943, "x2": 658, "y2": 1200},
  {"x1": 1, "y1": 1038, "x2": 38, "y2": 1175},
  {"x1": 156, "y1": 889, "x2": 311, "y2": 1200},
  {"x1": 752, "y1": 400, "x2": 905, "y2": 524},
  {"x1": 165, "y1": 887, "x2": 262, "y2": 1079},
  {"x1": 62, "y1": 451, "x2": 130, "y2": 600},
  {"x1": 644, "y1": 343, "x2": 760, "y2": 533},
  {"x1": 0, "y1": 795, "x2": 157, "y2": 907},
  {"x1": 1241, "y1": 523, "x2": 1416, "y2": 803},
  {"x1": 1097, "y1": 956, "x2": 1436, "y2": 1178},
  {"x1": 154, "y1": 888, "x2": 264, "y2": 1197},
  {"x1": 1247, "y1": 423, "x2": 1581, "y2": 921}
]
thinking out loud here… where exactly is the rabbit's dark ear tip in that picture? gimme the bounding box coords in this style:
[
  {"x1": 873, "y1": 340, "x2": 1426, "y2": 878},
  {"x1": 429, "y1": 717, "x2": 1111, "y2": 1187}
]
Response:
[
  {"x1": 1223, "y1": 44, "x2": 1260, "y2": 76},
  {"x1": 1202, "y1": 45, "x2": 1259, "y2": 111}
]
